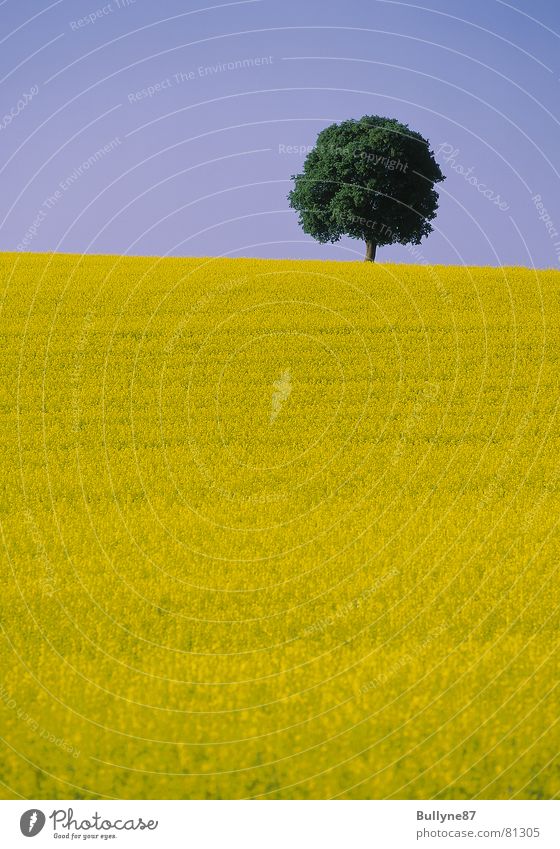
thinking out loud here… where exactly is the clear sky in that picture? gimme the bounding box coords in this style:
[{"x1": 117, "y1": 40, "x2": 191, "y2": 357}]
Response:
[{"x1": 1, "y1": 0, "x2": 560, "y2": 266}]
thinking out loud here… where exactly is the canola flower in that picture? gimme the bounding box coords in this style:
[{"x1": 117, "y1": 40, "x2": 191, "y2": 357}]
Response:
[{"x1": 0, "y1": 252, "x2": 559, "y2": 800}]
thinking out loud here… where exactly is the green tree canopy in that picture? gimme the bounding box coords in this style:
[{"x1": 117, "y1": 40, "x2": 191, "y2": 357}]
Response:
[{"x1": 288, "y1": 115, "x2": 445, "y2": 261}]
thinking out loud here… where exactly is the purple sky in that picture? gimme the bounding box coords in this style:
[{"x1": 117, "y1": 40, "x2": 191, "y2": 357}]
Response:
[{"x1": 1, "y1": 0, "x2": 560, "y2": 266}]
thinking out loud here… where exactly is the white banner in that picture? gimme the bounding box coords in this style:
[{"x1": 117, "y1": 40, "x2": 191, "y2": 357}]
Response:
[{"x1": 0, "y1": 800, "x2": 558, "y2": 848}]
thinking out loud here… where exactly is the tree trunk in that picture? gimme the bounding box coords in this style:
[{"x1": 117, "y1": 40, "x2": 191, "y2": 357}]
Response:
[{"x1": 364, "y1": 240, "x2": 377, "y2": 262}]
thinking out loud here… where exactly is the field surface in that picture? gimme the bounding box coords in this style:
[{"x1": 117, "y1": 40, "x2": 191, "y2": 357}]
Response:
[{"x1": 1, "y1": 253, "x2": 559, "y2": 800}]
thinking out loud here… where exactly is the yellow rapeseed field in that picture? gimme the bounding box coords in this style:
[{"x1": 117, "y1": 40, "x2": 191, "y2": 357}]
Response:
[{"x1": 1, "y1": 252, "x2": 559, "y2": 800}]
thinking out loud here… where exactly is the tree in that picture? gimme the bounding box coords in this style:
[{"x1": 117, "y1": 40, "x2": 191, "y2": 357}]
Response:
[{"x1": 288, "y1": 115, "x2": 445, "y2": 261}]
